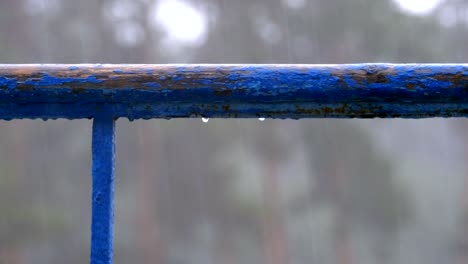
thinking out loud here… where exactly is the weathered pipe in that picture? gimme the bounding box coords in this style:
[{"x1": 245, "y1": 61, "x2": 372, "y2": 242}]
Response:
[{"x1": 0, "y1": 64, "x2": 466, "y2": 119}]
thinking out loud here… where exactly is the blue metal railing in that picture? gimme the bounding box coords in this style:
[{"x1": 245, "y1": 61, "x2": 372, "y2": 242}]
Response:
[
  {"x1": 0, "y1": 64, "x2": 467, "y2": 264},
  {"x1": 91, "y1": 116, "x2": 115, "y2": 264}
]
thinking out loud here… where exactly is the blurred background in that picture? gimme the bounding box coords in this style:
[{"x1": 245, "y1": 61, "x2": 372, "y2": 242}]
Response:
[{"x1": 0, "y1": 0, "x2": 468, "y2": 263}]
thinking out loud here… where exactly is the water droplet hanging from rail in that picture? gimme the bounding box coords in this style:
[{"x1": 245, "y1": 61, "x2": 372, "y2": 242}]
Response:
[
  {"x1": 202, "y1": 117, "x2": 209, "y2": 123},
  {"x1": 258, "y1": 117, "x2": 265, "y2": 121}
]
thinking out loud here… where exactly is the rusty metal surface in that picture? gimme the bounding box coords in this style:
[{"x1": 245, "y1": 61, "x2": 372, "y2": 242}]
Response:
[{"x1": 0, "y1": 64, "x2": 466, "y2": 119}]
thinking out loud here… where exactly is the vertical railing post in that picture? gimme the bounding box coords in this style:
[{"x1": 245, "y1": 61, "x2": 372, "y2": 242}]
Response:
[{"x1": 90, "y1": 116, "x2": 116, "y2": 264}]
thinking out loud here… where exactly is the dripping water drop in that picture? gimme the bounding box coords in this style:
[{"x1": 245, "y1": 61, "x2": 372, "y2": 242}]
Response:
[{"x1": 202, "y1": 117, "x2": 209, "y2": 123}]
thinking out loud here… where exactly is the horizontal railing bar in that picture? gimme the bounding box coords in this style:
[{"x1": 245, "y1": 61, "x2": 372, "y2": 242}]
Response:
[{"x1": 0, "y1": 64, "x2": 466, "y2": 119}]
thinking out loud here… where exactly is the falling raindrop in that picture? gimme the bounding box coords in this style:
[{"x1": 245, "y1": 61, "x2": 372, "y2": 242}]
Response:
[
  {"x1": 202, "y1": 117, "x2": 209, "y2": 123},
  {"x1": 258, "y1": 117, "x2": 265, "y2": 121}
]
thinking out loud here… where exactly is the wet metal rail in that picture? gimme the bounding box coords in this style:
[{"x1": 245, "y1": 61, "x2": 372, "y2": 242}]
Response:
[
  {"x1": 0, "y1": 63, "x2": 466, "y2": 264},
  {"x1": 0, "y1": 64, "x2": 467, "y2": 119}
]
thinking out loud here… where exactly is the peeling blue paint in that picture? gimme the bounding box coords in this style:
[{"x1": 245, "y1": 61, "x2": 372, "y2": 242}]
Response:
[
  {"x1": 0, "y1": 64, "x2": 465, "y2": 119},
  {"x1": 23, "y1": 73, "x2": 103, "y2": 87},
  {"x1": 143, "y1": 82, "x2": 161, "y2": 89},
  {"x1": 0, "y1": 77, "x2": 17, "y2": 90}
]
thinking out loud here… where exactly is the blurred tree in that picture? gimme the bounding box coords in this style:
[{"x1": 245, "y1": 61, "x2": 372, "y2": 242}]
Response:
[
  {"x1": 0, "y1": 0, "x2": 465, "y2": 263},
  {"x1": 193, "y1": 0, "x2": 453, "y2": 63},
  {"x1": 452, "y1": 120, "x2": 468, "y2": 264},
  {"x1": 302, "y1": 120, "x2": 411, "y2": 264}
]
